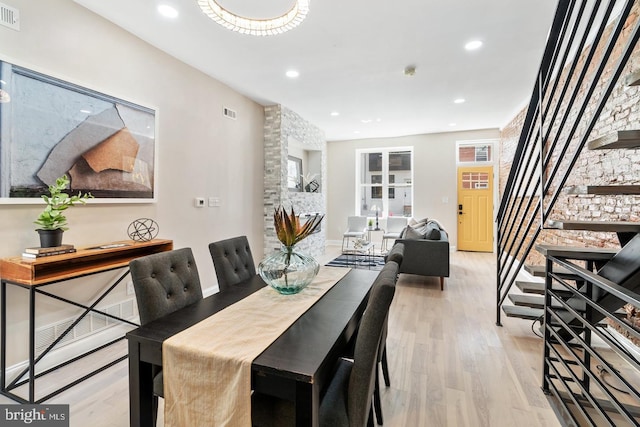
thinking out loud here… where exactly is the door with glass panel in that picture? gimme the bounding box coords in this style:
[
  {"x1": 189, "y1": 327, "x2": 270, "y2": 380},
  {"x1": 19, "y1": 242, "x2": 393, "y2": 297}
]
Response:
[{"x1": 457, "y1": 166, "x2": 493, "y2": 252}]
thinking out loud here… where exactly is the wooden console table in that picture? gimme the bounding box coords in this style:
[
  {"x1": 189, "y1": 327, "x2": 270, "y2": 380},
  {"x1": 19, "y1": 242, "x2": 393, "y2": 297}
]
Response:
[{"x1": 0, "y1": 239, "x2": 173, "y2": 403}]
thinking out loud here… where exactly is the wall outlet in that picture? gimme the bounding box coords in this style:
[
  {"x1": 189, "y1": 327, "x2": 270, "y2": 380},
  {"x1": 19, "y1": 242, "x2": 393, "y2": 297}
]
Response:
[
  {"x1": 126, "y1": 281, "x2": 135, "y2": 296},
  {"x1": 194, "y1": 197, "x2": 205, "y2": 207}
]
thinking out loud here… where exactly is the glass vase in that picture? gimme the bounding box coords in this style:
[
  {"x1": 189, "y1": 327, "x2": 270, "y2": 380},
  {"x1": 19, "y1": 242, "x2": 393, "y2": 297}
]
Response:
[{"x1": 258, "y1": 245, "x2": 320, "y2": 295}]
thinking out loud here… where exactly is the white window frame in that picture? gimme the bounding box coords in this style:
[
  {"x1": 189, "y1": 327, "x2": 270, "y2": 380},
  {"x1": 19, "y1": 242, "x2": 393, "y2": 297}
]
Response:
[
  {"x1": 456, "y1": 139, "x2": 496, "y2": 165},
  {"x1": 355, "y1": 147, "x2": 414, "y2": 219}
]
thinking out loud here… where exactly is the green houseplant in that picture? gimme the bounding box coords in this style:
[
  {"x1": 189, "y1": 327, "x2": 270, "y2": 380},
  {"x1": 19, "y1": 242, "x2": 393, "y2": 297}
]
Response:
[{"x1": 34, "y1": 175, "x2": 93, "y2": 247}]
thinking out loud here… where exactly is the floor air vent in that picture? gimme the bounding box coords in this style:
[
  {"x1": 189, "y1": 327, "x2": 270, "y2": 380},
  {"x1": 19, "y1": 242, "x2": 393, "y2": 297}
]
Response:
[
  {"x1": 0, "y1": 2, "x2": 19, "y2": 31},
  {"x1": 223, "y1": 107, "x2": 237, "y2": 120}
]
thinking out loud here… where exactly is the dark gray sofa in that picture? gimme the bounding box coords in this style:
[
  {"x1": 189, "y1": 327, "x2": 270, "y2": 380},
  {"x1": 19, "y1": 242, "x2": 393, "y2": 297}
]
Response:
[{"x1": 388, "y1": 220, "x2": 450, "y2": 290}]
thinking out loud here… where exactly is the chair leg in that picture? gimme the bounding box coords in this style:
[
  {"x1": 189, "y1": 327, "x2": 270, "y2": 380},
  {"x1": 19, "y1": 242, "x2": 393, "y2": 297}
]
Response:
[
  {"x1": 368, "y1": 405, "x2": 375, "y2": 427},
  {"x1": 374, "y1": 367, "x2": 384, "y2": 425},
  {"x1": 440, "y1": 276, "x2": 444, "y2": 291},
  {"x1": 152, "y1": 395, "x2": 159, "y2": 427},
  {"x1": 342, "y1": 236, "x2": 348, "y2": 252},
  {"x1": 381, "y1": 346, "x2": 390, "y2": 387}
]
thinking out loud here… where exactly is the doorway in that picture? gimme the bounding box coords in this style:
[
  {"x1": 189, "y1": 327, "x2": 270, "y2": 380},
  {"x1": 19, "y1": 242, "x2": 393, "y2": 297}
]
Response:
[{"x1": 457, "y1": 166, "x2": 493, "y2": 252}]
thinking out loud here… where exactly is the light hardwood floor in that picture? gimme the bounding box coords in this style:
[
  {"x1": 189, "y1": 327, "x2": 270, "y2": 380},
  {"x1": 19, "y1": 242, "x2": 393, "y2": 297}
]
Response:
[{"x1": 0, "y1": 249, "x2": 561, "y2": 427}]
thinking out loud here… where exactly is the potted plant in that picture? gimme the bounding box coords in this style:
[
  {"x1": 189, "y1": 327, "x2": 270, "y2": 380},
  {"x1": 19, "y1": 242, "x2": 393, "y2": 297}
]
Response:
[
  {"x1": 34, "y1": 175, "x2": 93, "y2": 247},
  {"x1": 368, "y1": 218, "x2": 374, "y2": 230}
]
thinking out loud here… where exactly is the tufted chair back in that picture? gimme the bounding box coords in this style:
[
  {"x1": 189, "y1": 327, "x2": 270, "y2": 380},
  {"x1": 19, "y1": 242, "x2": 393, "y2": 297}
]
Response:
[
  {"x1": 129, "y1": 247, "x2": 204, "y2": 325},
  {"x1": 208, "y1": 236, "x2": 256, "y2": 292}
]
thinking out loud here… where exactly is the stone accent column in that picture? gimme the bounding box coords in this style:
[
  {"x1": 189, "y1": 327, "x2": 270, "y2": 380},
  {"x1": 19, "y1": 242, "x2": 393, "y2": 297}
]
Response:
[{"x1": 263, "y1": 105, "x2": 327, "y2": 257}]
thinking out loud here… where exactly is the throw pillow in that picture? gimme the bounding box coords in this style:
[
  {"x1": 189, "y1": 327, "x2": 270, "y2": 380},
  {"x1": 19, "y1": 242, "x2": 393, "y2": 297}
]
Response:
[
  {"x1": 403, "y1": 226, "x2": 424, "y2": 240},
  {"x1": 424, "y1": 222, "x2": 441, "y2": 240}
]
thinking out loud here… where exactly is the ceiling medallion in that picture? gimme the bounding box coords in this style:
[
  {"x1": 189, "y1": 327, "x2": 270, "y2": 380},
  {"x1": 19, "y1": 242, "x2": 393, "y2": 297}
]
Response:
[{"x1": 197, "y1": 0, "x2": 310, "y2": 36}]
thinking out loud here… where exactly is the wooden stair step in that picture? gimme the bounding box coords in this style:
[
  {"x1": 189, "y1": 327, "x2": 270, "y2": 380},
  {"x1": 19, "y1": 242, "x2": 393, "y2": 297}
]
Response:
[
  {"x1": 534, "y1": 244, "x2": 618, "y2": 261},
  {"x1": 524, "y1": 264, "x2": 576, "y2": 278},
  {"x1": 508, "y1": 294, "x2": 545, "y2": 308},
  {"x1": 564, "y1": 185, "x2": 640, "y2": 195},
  {"x1": 502, "y1": 305, "x2": 544, "y2": 320},
  {"x1": 515, "y1": 280, "x2": 575, "y2": 296},
  {"x1": 508, "y1": 293, "x2": 587, "y2": 311},
  {"x1": 546, "y1": 219, "x2": 640, "y2": 234},
  {"x1": 625, "y1": 69, "x2": 640, "y2": 87},
  {"x1": 587, "y1": 130, "x2": 640, "y2": 150}
]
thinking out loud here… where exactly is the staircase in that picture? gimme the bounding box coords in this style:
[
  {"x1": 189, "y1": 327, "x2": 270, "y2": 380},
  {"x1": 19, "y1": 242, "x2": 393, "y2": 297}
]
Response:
[{"x1": 496, "y1": 0, "x2": 640, "y2": 425}]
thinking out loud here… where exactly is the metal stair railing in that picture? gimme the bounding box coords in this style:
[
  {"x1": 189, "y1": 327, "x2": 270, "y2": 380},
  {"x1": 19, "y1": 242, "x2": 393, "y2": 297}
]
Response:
[
  {"x1": 496, "y1": 0, "x2": 640, "y2": 327},
  {"x1": 542, "y1": 253, "x2": 640, "y2": 426}
]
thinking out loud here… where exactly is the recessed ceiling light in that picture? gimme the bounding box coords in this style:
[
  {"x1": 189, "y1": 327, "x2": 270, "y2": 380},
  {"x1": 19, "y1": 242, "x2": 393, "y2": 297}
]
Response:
[
  {"x1": 449, "y1": 123, "x2": 457, "y2": 126},
  {"x1": 330, "y1": 111, "x2": 340, "y2": 116},
  {"x1": 158, "y1": 4, "x2": 179, "y2": 18},
  {"x1": 285, "y1": 70, "x2": 300, "y2": 78},
  {"x1": 454, "y1": 98, "x2": 466, "y2": 104},
  {"x1": 361, "y1": 119, "x2": 372, "y2": 124},
  {"x1": 465, "y1": 40, "x2": 483, "y2": 50}
]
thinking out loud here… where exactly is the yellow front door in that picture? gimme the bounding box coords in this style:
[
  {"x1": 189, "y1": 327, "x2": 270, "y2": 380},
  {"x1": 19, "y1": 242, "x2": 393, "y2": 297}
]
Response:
[{"x1": 457, "y1": 166, "x2": 493, "y2": 252}]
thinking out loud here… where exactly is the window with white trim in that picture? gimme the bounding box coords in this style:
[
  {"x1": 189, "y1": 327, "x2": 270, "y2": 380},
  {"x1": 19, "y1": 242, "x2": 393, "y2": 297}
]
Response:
[{"x1": 356, "y1": 148, "x2": 413, "y2": 218}]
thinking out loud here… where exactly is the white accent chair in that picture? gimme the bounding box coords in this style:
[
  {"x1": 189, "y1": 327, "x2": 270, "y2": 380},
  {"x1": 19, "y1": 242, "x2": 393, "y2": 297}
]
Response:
[
  {"x1": 341, "y1": 216, "x2": 368, "y2": 252},
  {"x1": 381, "y1": 217, "x2": 408, "y2": 252}
]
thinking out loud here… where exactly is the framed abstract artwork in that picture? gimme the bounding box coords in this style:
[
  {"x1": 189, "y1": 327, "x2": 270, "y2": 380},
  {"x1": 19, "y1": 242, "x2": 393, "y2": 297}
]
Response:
[{"x1": 0, "y1": 59, "x2": 157, "y2": 203}]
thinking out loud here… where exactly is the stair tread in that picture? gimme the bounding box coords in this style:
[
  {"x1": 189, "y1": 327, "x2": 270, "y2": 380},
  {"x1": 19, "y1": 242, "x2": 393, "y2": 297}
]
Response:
[
  {"x1": 508, "y1": 293, "x2": 587, "y2": 311},
  {"x1": 524, "y1": 264, "x2": 577, "y2": 277},
  {"x1": 565, "y1": 184, "x2": 640, "y2": 195},
  {"x1": 502, "y1": 305, "x2": 544, "y2": 320},
  {"x1": 534, "y1": 244, "x2": 618, "y2": 260},
  {"x1": 546, "y1": 219, "x2": 640, "y2": 233},
  {"x1": 508, "y1": 294, "x2": 545, "y2": 308},
  {"x1": 515, "y1": 280, "x2": 575, "y2": 296},
  {"x1": 587, "y1": 130, "x2": 640, "y2": 150}
]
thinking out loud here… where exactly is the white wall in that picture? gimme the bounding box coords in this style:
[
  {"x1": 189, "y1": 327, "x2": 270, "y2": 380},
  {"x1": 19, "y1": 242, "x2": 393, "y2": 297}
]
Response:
[
  {"x1": 327, "y1": 129, "x2": 501, "y2": 248},
  {"x1": 0, "y1": 0, "x2": 264, "y2": 365}
]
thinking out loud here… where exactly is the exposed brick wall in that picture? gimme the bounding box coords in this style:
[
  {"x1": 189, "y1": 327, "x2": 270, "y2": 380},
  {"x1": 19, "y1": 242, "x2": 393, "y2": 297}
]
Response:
[
  {"x1": 499, "y1": 5, "x2": 640, "y2": 343},
  {"x1": 500, "y1": 5, "x2": 640, "y2": 267}
]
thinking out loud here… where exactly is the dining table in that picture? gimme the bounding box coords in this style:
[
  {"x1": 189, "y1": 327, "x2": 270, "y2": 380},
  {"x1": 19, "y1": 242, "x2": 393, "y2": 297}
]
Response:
[{"x1": 126, "y1": 267, "x2": 378, "y2": 427}]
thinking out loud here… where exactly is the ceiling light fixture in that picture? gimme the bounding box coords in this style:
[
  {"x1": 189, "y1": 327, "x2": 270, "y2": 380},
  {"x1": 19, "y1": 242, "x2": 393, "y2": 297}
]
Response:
[
  {"x1": 330, "y1": 111, "x2": 340, "y2": 116},
  {"x1": 158, "y1": 4, "x2": 179, "y2": 18},
  {"x1": 454, "y1": 98, "x2": 466, "y2": 104},
  {"x1": 465, "y1": 40, "x2": 483, "y2": 50},
  {"x1": 197, "y1": 0, "x2": 310, "y2": 36},
  {"x1": 285, "y1": 70, "x2": 300, "y2": 78}
]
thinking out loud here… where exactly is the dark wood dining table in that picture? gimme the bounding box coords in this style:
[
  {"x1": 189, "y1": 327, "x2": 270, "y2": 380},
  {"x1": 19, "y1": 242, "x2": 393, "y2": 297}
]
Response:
[{"x1": 126, "y1": 267, "x2": 378, "y2": 427}]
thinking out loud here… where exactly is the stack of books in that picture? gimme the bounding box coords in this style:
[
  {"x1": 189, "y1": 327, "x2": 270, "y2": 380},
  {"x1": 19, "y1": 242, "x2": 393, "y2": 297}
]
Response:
[{"x1": 22, "y1": 244, "x2": 76, "y2": 259}]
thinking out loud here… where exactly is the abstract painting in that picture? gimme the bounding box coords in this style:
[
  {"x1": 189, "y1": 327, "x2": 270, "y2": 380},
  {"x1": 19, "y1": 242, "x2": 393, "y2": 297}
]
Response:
[{"x1": 0, "y1": 59, "x2": 156, "y2": 202}]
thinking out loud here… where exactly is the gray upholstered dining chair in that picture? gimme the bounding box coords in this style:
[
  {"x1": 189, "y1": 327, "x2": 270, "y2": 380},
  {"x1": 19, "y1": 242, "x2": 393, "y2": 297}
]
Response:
[
  {"x1": 252, "y1": 261, "x2": 399, "y2": 427},
  {"x1": 208, "y1": 235, "x2": 256, "y2": 291},
  {"x1": 372, "y1": 261, "x2": 400, "y2": 425},
  {"x1": 129, "y1": 247, "x2": 204, "y2": 426}
]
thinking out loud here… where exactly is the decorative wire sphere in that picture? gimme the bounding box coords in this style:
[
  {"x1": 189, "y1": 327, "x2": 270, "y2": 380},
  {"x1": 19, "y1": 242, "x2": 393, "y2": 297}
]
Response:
[{"x1": 128, "y1": 218, "x2": 159, "y2": 242}]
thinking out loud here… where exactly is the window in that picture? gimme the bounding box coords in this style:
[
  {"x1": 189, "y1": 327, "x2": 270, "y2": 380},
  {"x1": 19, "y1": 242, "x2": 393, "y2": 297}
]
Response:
[
  {"x1": 356, "y1": 148, "x2": 413, "y2": 218},
  {"x1": 457, "y1": 141, "x2": 495, "y2": 164}
]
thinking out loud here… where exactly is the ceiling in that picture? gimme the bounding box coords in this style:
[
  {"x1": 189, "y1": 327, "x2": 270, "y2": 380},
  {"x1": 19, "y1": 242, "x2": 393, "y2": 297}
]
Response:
[{"x1": 72, "y1": 0, "x2": 558, "y2": 141}]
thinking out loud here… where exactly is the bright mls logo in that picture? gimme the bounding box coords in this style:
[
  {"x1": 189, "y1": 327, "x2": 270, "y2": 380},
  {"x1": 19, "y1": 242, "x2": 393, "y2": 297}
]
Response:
[{"x1": 0, "y1": 405, "x2": 69, "y2": 427}]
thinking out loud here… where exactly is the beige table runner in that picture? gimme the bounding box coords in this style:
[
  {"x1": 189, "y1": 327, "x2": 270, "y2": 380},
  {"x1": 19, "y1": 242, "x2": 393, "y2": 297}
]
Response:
[{"x1": 162, "y1": 266, "x2": 350, "y2": 427}]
